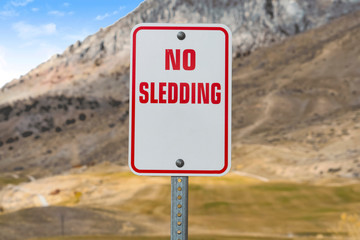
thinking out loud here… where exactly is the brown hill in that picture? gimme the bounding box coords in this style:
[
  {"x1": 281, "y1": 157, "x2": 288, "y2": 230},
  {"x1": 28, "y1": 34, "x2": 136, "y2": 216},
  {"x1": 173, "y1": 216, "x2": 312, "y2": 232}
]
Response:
[
  {"x1": 231, "y1": 10, "x2": 360, "y2": 180},
  {"x1": 0, "y1": 0, "x2": 360, "y2": 181}
]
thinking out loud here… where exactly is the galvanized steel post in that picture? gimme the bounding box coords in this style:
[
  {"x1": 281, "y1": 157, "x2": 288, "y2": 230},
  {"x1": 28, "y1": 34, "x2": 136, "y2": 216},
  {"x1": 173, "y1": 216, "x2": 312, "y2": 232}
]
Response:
[{"x1": 171, "y1": 176, "x2": 188, "y2": 240}]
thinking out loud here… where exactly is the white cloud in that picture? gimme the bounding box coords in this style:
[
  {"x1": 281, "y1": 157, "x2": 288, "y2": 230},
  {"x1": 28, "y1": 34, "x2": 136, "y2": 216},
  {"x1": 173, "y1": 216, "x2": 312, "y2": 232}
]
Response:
[
  {"x1": 0, "y1": 47, "x2": 19, "y2": 87},
  {"x1": 95, "y1": 13, "x2": 110, "y2": 21},
  {"x1": 64, "y1": 29, "x2": 92, "y2": 42},
  {"x1": 48, "y1": 10, "x2": 74, "y2": 17},
  {"x1": 0, "y1": 0, "x2": 37, "y2": 18},
  {"x1": 37, "y1": 42, "x2": 63, "y2": 60},
  {"x1": 10, "y1": 0, "x2": 33, "y2": 7},
  {"x1": 95, "y1": 6, "x2": 125, "y2": 21},
  {"x1": 0, "y1": 48, "x2": 6, "y2": 67},
  {"x1": 63, "y1": 2, "x2": 70, "y2": 7},
  {"x1": 31, "y1": 7, "x2": 39, "y2": 12},
  {"x1": 0, "y1": 9, "x2": 18, "y2": 17},
  {"x1": 13, "y1": 21, "x2": 57, "y2": 39},
  {"x1": 48, "y1": 10, "x2": 65, "y2": 16}
]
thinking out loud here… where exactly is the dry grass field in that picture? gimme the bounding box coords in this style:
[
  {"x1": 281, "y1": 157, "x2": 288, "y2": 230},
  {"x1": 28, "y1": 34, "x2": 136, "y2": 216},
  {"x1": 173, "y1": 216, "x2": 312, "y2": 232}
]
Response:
[
  {"x1": 0, "y1": 168, "x2": 359, "y2": 240},
  {"x1": 30, "y1": 236, "x2": 321, "y2": 240}
]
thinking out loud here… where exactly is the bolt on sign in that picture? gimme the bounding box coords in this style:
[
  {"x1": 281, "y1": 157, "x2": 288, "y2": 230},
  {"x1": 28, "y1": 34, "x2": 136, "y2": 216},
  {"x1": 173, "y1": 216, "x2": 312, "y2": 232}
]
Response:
[{"x1": 129, "y1": 24, "x2": 232, "y2": 176}]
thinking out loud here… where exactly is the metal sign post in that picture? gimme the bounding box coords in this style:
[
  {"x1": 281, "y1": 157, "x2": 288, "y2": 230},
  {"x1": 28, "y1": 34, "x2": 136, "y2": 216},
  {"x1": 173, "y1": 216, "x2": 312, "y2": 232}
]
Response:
[{"x1": 171, "y1": 176, "x2": 188, "y2": 240}]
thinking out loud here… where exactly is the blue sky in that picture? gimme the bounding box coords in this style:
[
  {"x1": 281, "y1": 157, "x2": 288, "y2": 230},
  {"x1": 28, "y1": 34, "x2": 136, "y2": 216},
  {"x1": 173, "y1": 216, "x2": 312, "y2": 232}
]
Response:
[{"x1": 0, "y1": 0, "x2": 144, "y2": 87}]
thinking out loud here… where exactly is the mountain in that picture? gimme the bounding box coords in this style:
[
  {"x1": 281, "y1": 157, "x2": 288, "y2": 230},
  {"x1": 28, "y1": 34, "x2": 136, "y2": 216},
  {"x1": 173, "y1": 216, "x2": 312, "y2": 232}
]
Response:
[
  {"x1": 2, "y1": 0, "x2": 360, "y2": 103},
  {"x1": 1, "y1": 0, "x2": 360, "y2": 180},
  {"x1": 232, "y1": 9, "x2": 360, "y2": 180}
]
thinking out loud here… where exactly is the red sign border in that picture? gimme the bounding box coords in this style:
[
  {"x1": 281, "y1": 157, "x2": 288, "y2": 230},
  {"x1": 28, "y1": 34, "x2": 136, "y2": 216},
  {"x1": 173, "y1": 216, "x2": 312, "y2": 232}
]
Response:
[{"x1": 130, "y1": 25, "x2": 230, "y2": 175}]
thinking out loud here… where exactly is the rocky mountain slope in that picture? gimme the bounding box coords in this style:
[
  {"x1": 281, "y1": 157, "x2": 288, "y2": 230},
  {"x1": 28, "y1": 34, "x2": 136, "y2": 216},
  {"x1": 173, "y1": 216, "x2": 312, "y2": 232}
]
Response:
[
  {"x1": 231, "y1": 9, "x2": 360, "y2": 180},
  {"x1": 1, "y1": 0, "x2": 360, "y2": 180},
  {"x1": 2, "y1": 0, "x2": 360, "y2": 103}
]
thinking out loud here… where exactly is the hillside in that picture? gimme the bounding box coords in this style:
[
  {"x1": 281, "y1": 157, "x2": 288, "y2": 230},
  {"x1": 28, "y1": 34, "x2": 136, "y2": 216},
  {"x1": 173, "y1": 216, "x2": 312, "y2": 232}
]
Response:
[
  {"x1": 231, "y1": 9, "x2": 360, "y2": 180},
  {"x1": 0, "y1": 0, "x2": 360, "y2": 181}
]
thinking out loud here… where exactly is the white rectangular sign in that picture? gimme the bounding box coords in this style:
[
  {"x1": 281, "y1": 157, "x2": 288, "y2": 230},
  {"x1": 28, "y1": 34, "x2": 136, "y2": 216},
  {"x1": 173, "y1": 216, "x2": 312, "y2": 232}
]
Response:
[{"x1": 129, "y1": 24, "x2": 232, "y2": 176}]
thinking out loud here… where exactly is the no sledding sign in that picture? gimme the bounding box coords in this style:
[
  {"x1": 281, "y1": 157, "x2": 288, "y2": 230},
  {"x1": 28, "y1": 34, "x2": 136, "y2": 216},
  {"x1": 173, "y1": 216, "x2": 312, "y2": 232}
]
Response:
[{"x1": 129, "y1": 24, "x2": 232, "y2": 176}]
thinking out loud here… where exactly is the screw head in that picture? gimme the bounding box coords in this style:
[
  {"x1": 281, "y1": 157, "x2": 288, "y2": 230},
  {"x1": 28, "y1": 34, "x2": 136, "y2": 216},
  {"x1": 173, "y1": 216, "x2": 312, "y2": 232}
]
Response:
[
  {"x1": 176, "y1": 159, "x2": 184, "y2": 168},
  {"x1": 177, "y1": 31, "x2": 186, "y2": 40}
]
